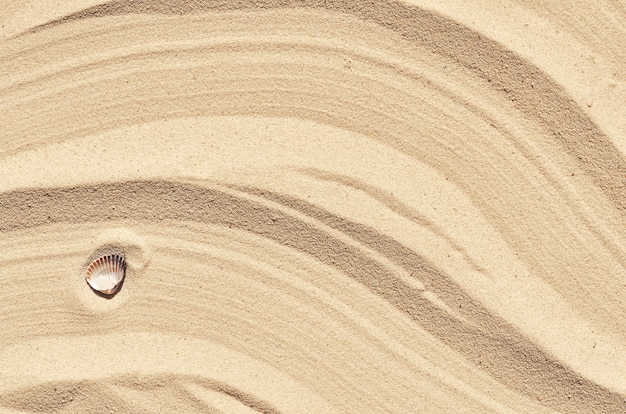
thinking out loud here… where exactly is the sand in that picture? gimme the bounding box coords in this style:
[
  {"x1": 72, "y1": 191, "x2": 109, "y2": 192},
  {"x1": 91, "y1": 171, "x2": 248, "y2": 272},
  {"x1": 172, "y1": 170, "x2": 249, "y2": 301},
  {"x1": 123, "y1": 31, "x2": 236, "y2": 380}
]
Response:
[{"x1": 0, "y1": 0, "x2": 624, "y2": 412}]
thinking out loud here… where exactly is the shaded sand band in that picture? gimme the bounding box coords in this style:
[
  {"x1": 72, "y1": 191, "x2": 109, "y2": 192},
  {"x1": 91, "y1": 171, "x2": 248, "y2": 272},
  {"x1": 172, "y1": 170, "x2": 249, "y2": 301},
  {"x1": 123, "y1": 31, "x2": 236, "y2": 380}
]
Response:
[{"x1": 0, "y1": 1, "x2": 624, "y2": 413}]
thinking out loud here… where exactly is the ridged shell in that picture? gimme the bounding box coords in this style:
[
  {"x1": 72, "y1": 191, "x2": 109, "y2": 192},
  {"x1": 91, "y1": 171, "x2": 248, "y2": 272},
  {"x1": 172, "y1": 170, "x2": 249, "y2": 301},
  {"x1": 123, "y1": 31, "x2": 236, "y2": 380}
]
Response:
[{"x1": 85, "y1": 254, "x2": 126, "y2": 295}]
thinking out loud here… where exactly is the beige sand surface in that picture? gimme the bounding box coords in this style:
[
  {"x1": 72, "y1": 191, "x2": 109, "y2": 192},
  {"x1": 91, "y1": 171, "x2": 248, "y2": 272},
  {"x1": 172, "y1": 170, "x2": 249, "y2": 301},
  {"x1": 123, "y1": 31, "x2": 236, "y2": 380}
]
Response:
[{"x1": 0, "y1": 1, "x2": 624, "y2": 412}]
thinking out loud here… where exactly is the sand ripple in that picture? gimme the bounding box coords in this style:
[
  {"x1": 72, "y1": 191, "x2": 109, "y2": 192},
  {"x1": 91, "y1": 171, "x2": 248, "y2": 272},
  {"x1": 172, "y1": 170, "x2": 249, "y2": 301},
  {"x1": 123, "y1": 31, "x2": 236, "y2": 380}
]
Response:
[{"x1": 0, "y1": 1, "x2": 624, "y2": 412}]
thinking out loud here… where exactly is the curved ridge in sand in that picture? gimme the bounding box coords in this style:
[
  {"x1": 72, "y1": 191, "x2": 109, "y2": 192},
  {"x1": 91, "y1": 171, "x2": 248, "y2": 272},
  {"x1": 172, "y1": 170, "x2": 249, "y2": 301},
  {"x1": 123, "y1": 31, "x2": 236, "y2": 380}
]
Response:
[{"x1": 0, "y1": 1, "x2": 624, "y2": 413}]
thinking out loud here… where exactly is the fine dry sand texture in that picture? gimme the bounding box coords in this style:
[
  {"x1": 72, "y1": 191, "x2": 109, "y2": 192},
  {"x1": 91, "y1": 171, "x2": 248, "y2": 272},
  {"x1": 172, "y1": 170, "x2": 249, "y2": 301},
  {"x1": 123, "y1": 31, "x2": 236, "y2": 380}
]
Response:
[{"x1": 0, "y1": 1, "x2": 625, "y2": 413}]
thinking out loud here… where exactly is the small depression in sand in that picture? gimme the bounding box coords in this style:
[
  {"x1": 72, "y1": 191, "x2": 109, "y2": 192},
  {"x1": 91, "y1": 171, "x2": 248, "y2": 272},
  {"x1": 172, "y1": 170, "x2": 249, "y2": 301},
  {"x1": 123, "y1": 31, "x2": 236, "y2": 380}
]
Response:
[{"x1": 0, "y1": 1, "x2": 624, "y2": 413}]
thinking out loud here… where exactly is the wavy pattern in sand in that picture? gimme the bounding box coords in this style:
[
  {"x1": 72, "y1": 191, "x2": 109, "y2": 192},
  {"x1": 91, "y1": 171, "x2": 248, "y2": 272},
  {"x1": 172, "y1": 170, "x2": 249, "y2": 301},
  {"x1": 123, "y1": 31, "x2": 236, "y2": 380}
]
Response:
[{"x1": 0, "y1": 1, "x2": 624, "y2": 413}]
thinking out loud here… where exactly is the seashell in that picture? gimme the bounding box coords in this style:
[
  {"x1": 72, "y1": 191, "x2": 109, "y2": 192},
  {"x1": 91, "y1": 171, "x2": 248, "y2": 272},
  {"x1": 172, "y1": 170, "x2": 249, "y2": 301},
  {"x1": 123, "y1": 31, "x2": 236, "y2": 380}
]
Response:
[{"x1": 85, "y1": 254, "x2": 127, "y2": 295}]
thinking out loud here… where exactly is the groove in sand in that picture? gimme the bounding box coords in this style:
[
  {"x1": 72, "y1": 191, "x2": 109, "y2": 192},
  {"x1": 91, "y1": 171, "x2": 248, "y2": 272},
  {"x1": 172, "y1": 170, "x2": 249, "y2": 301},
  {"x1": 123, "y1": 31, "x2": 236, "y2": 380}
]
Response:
[{"x1": 0, "y1": 1, "x2": 624, "y2": 412}]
